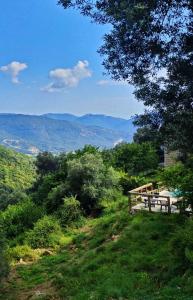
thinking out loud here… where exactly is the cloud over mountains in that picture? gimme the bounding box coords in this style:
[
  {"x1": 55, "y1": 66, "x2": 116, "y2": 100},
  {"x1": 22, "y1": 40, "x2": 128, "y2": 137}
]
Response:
[{"x1": 42, "y1": 60, "x2": 92, "y2": 92}]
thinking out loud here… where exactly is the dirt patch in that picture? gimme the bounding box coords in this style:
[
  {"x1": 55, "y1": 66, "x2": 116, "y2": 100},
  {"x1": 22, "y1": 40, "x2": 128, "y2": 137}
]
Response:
[
  {"x1": 18, "y1": 282, "x2": 61, "y2": 300},
  {"x1": 1, "y1": 268, "x2": 61, "y2": 300}
]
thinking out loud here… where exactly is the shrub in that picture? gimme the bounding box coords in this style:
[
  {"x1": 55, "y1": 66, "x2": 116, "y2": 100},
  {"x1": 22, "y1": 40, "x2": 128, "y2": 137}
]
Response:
[
  {"x1": 0, "y1": 190, "x2": 29, "y2": 211},
  {"x1": 7, "y1": 245, "x2": 39, "y2": 264},
  {"x1": 159, "y1": 159, "x2": 193, "y2": 209},
  {"x1": 101, "y1": 189, "x2": 128, "y2": 214},
  {"x1": 170, "y1": 218, "x2": 193, "y2": 268},
  {"x1": 56, "y1": 196, "x2": 82, "y2": 227},
  {"x1": 112, "y1": 142, "x2": 159, "y2": 175},
  {"x1": 25, "y1": 216, "x2": 62, "y2": 249},
  {"x1": 0, "y1": 199, "x2": 43, "y2": 239},
  {"x1": 46, "y1": 184, "x2": 67, "y2": 213},
  {"x1": 32, "y1": 174, "x2": 58, "y2": 206},
  {"x1": 66, "y1": 153, "x2": 120, "y2": 214},
  {"x1": 119, "y1": 172, "x2": 147, "y2": 194}
]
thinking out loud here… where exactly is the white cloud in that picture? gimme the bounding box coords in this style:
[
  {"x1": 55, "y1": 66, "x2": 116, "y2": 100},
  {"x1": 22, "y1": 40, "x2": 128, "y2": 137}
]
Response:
[
  {"x1": 0, "y1": 61, "x2": 28, "y2": 84},
  {"x1": 42, "y1": 60, "x2": 92, "y2": 92},
  {"x1": 97, "y1": 79, "x2": 128, "y2": 86}
]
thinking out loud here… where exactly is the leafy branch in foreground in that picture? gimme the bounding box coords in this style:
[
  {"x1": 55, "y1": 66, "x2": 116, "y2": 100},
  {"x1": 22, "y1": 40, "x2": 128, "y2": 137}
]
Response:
[{"x1": 59, "y1": 0, "x2": 193, "y2": 153}]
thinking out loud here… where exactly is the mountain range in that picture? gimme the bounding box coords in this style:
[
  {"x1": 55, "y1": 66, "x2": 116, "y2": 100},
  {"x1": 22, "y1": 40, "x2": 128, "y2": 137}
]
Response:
[{"x1": 0, "y1": 113, "x2": 136, "y2": 154}]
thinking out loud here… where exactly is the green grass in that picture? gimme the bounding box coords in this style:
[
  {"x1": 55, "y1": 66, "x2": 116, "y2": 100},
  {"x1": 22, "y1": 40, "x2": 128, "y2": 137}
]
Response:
[{"x1": 2, "y1": 201, "x2": 193, "y2": 300}]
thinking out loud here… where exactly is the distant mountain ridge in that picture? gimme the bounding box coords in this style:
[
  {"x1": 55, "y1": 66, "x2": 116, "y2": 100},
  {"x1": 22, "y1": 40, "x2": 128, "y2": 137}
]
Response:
[
  {"x1": 43, "y1": 113, "x2": 136, "y2": 135},
  {"x1": 0, "y1": 113, "x2": 136, "y2": 154}
]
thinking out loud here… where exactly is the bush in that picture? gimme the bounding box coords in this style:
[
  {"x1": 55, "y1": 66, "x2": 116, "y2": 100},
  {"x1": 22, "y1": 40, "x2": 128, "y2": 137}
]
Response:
[
  {"x1": 170, "y1": 218, "x2": 193, "y2": 268},
  {"x1": 119, "y1": 172, "x2": 147, "y2": 194},
  {"x1": 66, "y1": 153, "x2": 120, "y2": 214},
  {"x1": 46, "y1": 184, "x2": 67, "y2": 213},
  {"x1": 32, "y1": 174, "x2": 58, "y2": 206},
  {"x1": 101, "y1": 189, "x2": 128, "y2": 214},
  {"x1": 112, "y1": 142, "x2": 159, "y2": 175},
  {"x1": 159, "y1": 159, "x2": 193, "y2": 208},
  {"x1": 7, "y1": 245, "x2": 39, "y2": 264},
  {"x1": 56, "y1": 196, "x2": 82, "y2": 227},
  {"x1": 0, "y1": 190, "x2": 29, "y2": 211},
  {"x1": 25, "y1": 216, "x2": 62, "y2": 249},
  {"x1": 0, "y1": 199, "x2": 43, "y2": 239}
]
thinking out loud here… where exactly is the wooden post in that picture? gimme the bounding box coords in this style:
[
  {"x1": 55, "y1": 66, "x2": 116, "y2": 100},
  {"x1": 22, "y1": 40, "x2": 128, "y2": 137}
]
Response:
[
  {"x1": 128, "y1": 193, "x2": 132, "y2": 214},
  {"x1": 148, "y1": 196, "x2": 151, "y2": 212},
  {"x1": 168, "y1": 197, "x2": 171, "y2": 215}
]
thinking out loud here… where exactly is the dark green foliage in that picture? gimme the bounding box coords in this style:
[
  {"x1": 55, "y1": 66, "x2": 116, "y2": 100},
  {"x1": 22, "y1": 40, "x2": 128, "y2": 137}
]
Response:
[
  {"x1": 0, "y1": 225, "x2": 9, "y2": 281},
  {"x1": 119, "y1": 173, "x2": 147, "y2": 195},
  {"x1": 35, "y1": 152, "x2": 58, "y2": 175},
  {"x1": 170, "y1": 218, "x2": 193, "y2": 270},
  {"x1": 112, "y1": 142, "x2": 159, "y2": 175},
  {"x1": 133, "y1": 126, "x2": 164, "y2": 163},
  {"x1": 46, "y1": 184, "x2": 67, "y2": 213},
  {"x1": 56, "y1": 196, "x2": 82, "y2": 227},
  {"x1": 25, "y1": 216, "x2": 62, "y2": 249},
  {"x1": 32, "y1": 143, "x2": 159, "y2": 215},
  {"x1": 0, "y1": 191, "x2": 28, "y2": 211},
  {"x1": 32, "y1": 174, "x2": 59, "y2": 206},
  {"x1": 59, "y1": 0, "x2": 193, "y2": 154},
  {"x1": 0, "y1": 199, "x2": 43, "y2": 239},
  {"x1": 159, "y1": 159, "x2": 193, "y2": 209},
  {"x1": 66, "y1": 153, "x2": 120, "y2": 214}
]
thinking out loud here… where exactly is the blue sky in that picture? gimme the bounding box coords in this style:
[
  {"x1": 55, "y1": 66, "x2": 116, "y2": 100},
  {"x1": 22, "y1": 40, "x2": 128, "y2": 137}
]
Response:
[{"x1": 0, "y1": 0, "x2": 144, "y2": 119}]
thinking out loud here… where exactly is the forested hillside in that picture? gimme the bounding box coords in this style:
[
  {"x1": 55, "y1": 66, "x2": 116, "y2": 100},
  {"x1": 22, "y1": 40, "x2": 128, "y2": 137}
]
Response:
[
  {"x1": 1, "y1": 143, "x2": 193, "y2": 299},
  {"x1": 0, "y1": 114, "x2": 135, "y2": 154},
  {"x1": 0, "y1": 145, "x2": 35, "y2": 192}
]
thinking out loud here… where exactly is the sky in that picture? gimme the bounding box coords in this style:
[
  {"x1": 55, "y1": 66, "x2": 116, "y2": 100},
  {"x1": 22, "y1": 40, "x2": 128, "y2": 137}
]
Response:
[{"x1": 0, "y1": 0, "x2": 144, "y2": 119}]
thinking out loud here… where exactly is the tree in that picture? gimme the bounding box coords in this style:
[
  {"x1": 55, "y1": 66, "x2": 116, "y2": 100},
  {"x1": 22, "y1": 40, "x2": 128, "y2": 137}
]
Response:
[
  {"x1": 35, "y1": 152, "x2": 58, "y2": 175},
  {"x1": 0, "y1": 199, "x2": 43, "y2": 239},
  {"x1": 0, "y1": 190, "x2": 30, "y2": 211},
  {"x1": 66, "y1": 153, "x2": 120, "y2": 214},
  {"x1": 160, "y1": 157, "x2": 193, "y2": 211},
  {"x1": 133, "y1": 118, "x2": 164, "y2": 163},
  {"x1": 59, "y1": 0, "x2": 193, "y2": 153},
  {"x1": 112, "y1": 142, "x2": 159, "y2": 175},
  {"x1": 56, "y1": 196, "x2": 82, "y2": 227},
  {"x1": 46, "y1": 183, "x2": 67, "y2": 213}
]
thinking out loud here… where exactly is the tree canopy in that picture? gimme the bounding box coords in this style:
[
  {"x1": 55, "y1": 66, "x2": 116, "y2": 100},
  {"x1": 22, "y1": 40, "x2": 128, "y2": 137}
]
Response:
[{"x1": 59, "y1": 0, "x2": 193, "y2": 153}]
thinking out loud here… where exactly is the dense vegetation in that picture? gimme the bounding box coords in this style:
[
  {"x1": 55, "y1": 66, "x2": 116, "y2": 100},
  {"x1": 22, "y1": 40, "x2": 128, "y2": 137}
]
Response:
[
  {"x1": 1, "y1": 1, "x2": 193, "y2": 298},
  {"x1": 0, "y1": 145, "x2": 36, "y2": 211},
  {"x1": 0, "y1": 142, "x2": 157, "y2": 287},
  {"x1": 0, "y1": 145, "x2": 35, "y2": 191},
  {"x1": 2, "y1": 199, "x2": 193, "y2": 299},
  {"x1": 0, "y1": 146, "x2": 36, "y2": 281},
  {"x1": 1, "y1": 141, "x2": 193, "y2": 299}
]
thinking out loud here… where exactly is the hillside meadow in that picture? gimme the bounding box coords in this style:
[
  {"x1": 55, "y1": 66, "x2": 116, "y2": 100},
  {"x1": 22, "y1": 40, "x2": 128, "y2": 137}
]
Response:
[{"x1": 1, "y1": 144, "x2": 193, "y2": 299}]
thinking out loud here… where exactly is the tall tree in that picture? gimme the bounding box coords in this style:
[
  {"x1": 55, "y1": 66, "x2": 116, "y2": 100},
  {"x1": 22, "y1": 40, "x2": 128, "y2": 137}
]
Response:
[{"x1": 59, "y1": 0, "x2": 193, "y2": 153}]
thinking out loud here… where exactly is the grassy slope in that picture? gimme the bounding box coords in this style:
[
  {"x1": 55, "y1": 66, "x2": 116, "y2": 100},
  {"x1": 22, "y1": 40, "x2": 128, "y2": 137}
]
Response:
[
  {"x1": 1, "y1": 201, "x2": 193, "y2": 300},
  {"x1": 0, "y1": 145, "x2": 35, "y2": 191}
]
